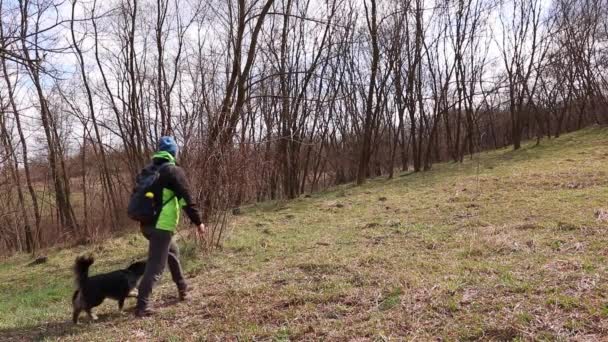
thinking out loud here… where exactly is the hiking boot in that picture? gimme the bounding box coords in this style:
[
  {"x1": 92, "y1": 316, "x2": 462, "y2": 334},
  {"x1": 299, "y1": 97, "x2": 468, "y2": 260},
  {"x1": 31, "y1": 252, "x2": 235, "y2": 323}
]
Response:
[
  {"x1": 178, "y1": 284, "x2": 189, "y2": 301},
  {"x1": 134, "y1": 307, "x2": 155, "y2": 318}
]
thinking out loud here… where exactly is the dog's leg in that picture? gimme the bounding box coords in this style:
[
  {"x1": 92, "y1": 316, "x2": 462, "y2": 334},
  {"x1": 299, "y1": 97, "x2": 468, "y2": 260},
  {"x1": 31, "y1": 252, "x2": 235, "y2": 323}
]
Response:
[
  {"x1": 72, "y1": 308, "x2": 81, "y2": 324},
  {"x1": 118, "y1": 298, "x2": 125, "y2": 311},
  {"x1": 86, "y1": 308, "x2": 98, "y2": 321},
  {"x1": 72, "y1": 290, "x2": 82, "y2": 324}
]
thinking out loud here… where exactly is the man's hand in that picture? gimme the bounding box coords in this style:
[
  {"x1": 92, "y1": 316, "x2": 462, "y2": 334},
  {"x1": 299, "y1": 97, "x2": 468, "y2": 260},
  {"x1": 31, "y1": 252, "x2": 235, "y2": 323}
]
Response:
[{"x1": 196, "y1": 223, "x2": 207, "y2": 242}]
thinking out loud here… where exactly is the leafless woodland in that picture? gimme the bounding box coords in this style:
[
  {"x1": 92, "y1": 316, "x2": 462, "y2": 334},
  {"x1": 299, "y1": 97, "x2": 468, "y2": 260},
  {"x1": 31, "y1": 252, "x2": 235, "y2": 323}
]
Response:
[{"x1": 0, "y1": 0, "x2": 606, "y2": 254}]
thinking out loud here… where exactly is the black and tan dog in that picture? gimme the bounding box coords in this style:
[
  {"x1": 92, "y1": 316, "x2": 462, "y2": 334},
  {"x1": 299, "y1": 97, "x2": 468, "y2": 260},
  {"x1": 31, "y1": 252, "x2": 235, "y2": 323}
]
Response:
[{"x1": 72, "y1": 255, "x2": 146, "y2": 323}]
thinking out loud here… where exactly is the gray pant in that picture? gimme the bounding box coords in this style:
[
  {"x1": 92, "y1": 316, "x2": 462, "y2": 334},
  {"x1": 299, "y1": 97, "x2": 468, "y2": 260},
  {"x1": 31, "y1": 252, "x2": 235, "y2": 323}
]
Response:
[{"x1": 137, "y1": 225, "x2": 186, "y2": 310}]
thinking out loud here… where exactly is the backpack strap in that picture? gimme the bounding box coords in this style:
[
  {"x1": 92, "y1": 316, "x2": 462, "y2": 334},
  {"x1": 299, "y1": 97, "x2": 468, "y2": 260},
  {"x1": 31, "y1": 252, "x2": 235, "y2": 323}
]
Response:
[
  {"x1": 161, "y1": 194, "x2": 176, "y2": 208},
  {"x1": 157, "y1": 162, "x2": 176, "y2": 209}
]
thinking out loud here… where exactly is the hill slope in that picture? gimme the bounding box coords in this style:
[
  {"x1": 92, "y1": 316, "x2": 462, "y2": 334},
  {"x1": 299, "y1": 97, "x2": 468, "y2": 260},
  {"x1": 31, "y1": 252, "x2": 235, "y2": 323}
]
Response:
[{"x1": 1, "y1": 127, "x2": 608, "y2": 341}]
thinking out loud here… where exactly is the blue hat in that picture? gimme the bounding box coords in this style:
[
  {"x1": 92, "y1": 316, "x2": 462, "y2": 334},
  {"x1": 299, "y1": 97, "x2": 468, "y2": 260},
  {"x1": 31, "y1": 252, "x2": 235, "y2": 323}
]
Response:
[{"x1": 158, "y1": 136, "x2": 178, "y2": 157}]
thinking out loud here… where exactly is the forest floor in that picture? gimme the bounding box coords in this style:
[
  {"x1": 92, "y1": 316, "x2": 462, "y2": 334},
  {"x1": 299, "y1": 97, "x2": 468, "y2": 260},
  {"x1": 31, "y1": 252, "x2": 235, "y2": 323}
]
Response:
[{"x1": 1, "y1": 127, "x2": 608, "y2": 341}]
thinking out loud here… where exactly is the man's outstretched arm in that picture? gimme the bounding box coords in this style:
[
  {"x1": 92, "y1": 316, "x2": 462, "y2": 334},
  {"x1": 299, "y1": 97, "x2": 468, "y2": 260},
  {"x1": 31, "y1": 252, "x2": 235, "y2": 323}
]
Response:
[{"x1": 169, "y1": 166, "x2": 203, "y2": 226}]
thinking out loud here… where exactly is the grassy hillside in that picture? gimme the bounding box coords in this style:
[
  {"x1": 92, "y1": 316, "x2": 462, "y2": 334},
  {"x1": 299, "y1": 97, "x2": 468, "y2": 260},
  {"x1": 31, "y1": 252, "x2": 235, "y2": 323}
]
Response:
[{"x1": 1, "y1": 127, "x2": 608, "y2": 341}]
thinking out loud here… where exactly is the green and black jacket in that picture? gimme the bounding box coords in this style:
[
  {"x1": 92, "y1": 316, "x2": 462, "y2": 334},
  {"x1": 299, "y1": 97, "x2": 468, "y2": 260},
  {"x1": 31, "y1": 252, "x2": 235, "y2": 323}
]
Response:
[{"x1": 151, "y1": 151, "x2": 202, "y2": 232}]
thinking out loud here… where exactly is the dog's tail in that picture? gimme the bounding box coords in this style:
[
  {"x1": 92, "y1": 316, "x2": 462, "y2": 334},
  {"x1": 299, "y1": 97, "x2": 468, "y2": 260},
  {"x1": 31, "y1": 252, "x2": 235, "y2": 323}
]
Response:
[{"x1": 73, "y1": 255, "x2": 94, "y2": 289}]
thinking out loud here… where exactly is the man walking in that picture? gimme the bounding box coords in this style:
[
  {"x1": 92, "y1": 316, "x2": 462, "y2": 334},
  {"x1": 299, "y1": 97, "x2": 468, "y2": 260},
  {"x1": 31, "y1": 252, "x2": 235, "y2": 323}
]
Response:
[{"x1": 135, "y1": 136, "x2": 206, "y2": 317}]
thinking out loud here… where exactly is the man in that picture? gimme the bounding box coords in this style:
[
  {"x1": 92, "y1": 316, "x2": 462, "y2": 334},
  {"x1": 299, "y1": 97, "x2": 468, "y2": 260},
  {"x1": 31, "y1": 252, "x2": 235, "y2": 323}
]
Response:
[{"x1": 135, "y1": 136, "x2": 206, "y2": 317}]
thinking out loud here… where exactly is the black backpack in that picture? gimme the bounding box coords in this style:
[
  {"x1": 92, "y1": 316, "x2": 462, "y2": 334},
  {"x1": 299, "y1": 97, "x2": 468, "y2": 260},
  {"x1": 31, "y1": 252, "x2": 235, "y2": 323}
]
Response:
[{"x1": 127, "y1": 163, "x2": 174, "y2": 224}]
